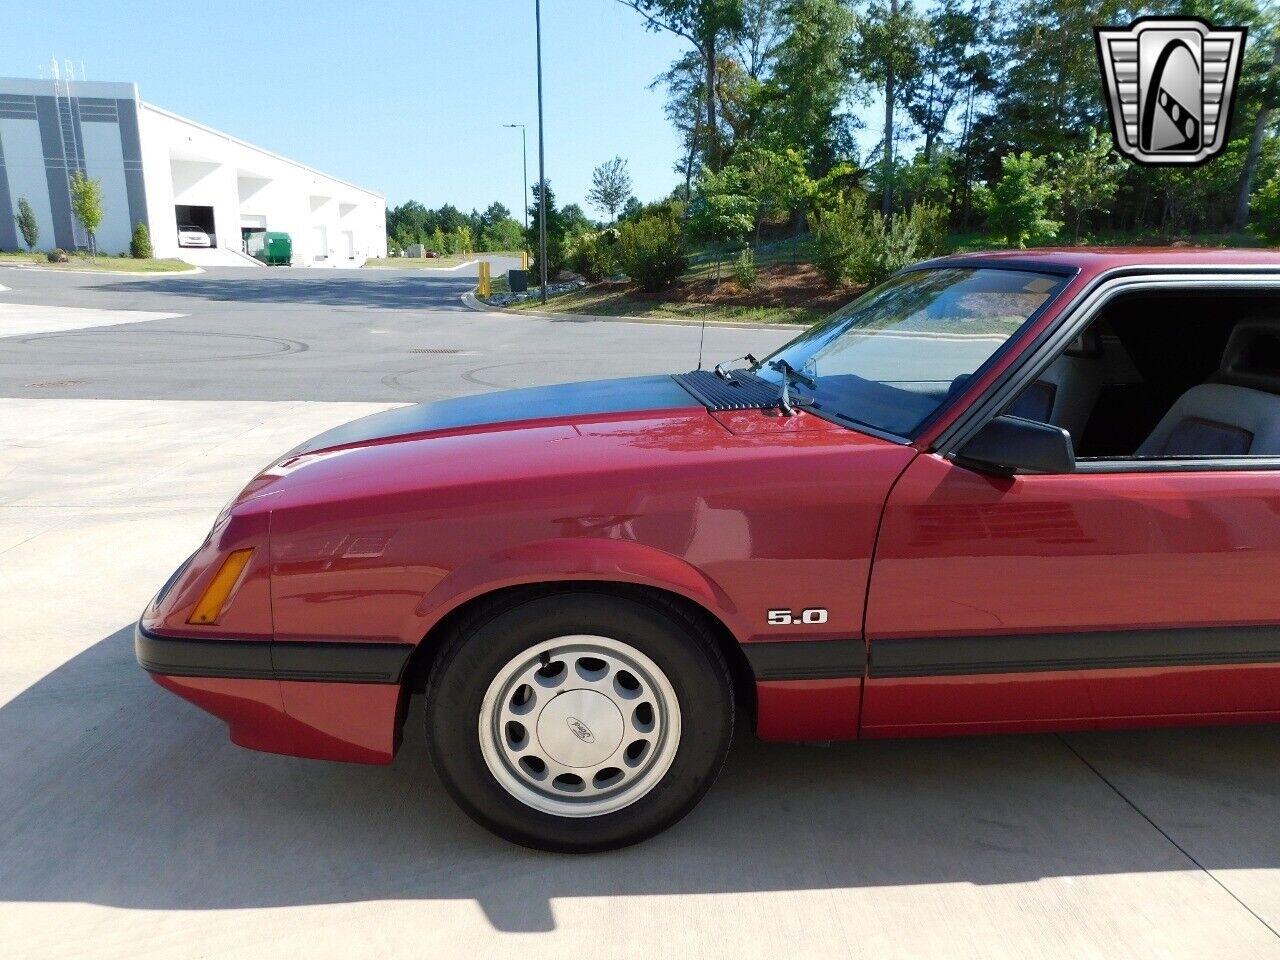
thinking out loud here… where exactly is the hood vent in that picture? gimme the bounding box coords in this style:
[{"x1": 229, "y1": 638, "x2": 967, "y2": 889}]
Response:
[{"x1": 672, "y1": 370, "x2": 781, "y2": 412}]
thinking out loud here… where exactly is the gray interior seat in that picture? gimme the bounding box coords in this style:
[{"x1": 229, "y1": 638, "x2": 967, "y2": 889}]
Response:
[
  {"x1": 1137, "y1": 318, "x2": 1280, "y2": 457},
  {"x1": 1008, "y1": 328, "x2": 1104, "y2": 443}
]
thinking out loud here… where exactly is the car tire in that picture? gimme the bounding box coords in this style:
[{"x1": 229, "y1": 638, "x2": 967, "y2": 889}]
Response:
[{"x1": 424, "y1": 590, "x2": 734, "y2": 852}]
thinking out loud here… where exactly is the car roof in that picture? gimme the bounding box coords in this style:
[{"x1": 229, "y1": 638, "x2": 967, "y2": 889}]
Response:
[{"x1": 924, "y1": 246, "x2": 1280, "y2": 279}]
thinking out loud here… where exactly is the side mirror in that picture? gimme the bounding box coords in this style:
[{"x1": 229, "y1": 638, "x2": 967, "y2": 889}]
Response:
[{"x1": 957, "y1": 415, "x2": 1075, "y2": 475}]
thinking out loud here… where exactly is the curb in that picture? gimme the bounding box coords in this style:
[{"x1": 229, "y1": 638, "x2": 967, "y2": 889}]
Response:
[
  {"x1": 0, "y1": 263, "x2": 204, "y2": 277},
  {"x1": 460, "y1": 290, "x2": 807, "y2": 331},
  {"x1": 363, "y1": 258, "x2": 482, "y2": 272}
]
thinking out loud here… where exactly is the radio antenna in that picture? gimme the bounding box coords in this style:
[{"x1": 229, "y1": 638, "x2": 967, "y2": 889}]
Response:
[{"x1": 696, "y1": 313, "x2": 708, "y2": 370}]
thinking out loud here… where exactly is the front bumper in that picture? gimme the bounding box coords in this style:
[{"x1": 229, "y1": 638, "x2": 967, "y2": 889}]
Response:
[{"x1": 136, "y1": 623, "x2": 416, "y2": 764}]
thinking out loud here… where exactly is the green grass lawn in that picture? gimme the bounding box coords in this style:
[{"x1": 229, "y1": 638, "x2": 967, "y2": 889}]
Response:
[
  {"x1": 364, "y1": 251, "x2": 522, "y2": 269},
  {"x1": 0, "y1": 251, "x2": 195, "y2": 272}
]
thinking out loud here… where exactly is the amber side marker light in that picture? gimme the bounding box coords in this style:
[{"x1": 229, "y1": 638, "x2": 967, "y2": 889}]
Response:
[{"x1": 187, "y1": 549, "x2": 255, "y2": 625}]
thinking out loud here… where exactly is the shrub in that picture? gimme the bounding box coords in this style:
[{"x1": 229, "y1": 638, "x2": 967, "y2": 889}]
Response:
[
  {"x1": 130, "y1": 222, "x2": 153, "y2": 259},
  {"x1": 568, "y1": 229, "x2": 619, "y2": 281},
  {"x1": 815, "y1": 196, "x2": 947, "y2": 287},
  {"x1": 814, "y1": 194, "x2": 878, "y2": 286},
  {"x1": 1249, "y1": 176, "x2": 1280, "y2": 245},
  {"x1": 16, "y1": 197, "x2": 39, "y2": 251},
  {"x1": 617, "y1": 213, "x2": 686, "y2": 291},
  {"x1": 977, "y1": 152, "x2": 1062, "y2": 248},
  {"x1": 47, "y1": 248, "x2": 68, "y2": 263},
  {"x1": 733, "y1": 248, "x2": 758, "y2": 290}
]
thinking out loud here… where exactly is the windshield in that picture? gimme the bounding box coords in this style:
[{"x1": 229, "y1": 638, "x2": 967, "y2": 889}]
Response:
[{"x1": 755, "y1": 266, "x2": 1068, "y2": 438}]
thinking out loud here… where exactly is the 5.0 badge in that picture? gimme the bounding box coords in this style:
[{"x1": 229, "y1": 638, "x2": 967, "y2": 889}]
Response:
[{"x1": 767, "y1": 608, "x2": 829, "y2": 625}]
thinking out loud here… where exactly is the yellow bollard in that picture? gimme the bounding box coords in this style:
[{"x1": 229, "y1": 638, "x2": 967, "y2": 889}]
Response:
[
  {"x1": 522, "y1": 250, "x2": 529, "y2": 271},
  {"x1": 477, "y1": 261, "x2": 491, "y2": 298}
]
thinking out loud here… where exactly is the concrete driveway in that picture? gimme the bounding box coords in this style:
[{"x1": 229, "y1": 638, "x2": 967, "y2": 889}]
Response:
[{"x1": 2, "y1": 266, "x2": 1280, "y2": 959}]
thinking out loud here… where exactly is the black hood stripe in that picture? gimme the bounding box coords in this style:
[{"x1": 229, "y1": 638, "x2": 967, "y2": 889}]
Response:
[{"x1": 289, "y1": 375, "x2": 701, "y2": 456}]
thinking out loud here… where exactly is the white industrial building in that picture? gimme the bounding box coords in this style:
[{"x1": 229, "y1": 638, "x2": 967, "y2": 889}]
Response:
[{"x1": 0, "y1": 76, "x2": 386, "y2": 267}]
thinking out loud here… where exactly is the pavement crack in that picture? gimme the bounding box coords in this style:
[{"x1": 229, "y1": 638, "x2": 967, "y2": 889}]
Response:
[{"x1": 1056, "y1": 733, "x2": 1280, "y2": 941}]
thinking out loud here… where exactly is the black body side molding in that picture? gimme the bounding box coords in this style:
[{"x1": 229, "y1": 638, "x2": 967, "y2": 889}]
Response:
[
  {"x1": 136, "y1": 625, "x2": 415, "y2": 684},
  {"x1": 870, "y1": 626, "x2": 1280, "y2": 678},
  {"x1": 741, "y1": 639, "x2": 867, "y2": 681},
  {"x1": 737, "y1": 626, "x2": 1280, "y2": 684}
]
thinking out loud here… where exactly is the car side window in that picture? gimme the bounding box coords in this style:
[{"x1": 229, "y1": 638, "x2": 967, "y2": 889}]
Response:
[{"x1": 1003, "y1": 288, "x2": 1280, "y2": 467}]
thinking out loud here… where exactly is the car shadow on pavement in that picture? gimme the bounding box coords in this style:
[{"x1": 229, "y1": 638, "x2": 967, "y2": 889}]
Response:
[
  {"x1": 2, "y1": 625, "x2": 1279, "y2": 933},
  {"x1": 93, "y1": 274, "x2": 481, "y2": 312}
]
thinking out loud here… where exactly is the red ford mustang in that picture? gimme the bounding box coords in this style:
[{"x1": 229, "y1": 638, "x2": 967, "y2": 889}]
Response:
[{"x1": 138, "y1": 248, "x2": 1280, "y2": 850}]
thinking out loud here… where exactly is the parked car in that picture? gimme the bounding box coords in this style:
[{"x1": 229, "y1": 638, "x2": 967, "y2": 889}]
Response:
[
  {"x1": 177, "y1": 225, "x2": 211, "y2": 248},
  {"x1": 137, "y1": 248, "x2": 1280, "y2": 851}
]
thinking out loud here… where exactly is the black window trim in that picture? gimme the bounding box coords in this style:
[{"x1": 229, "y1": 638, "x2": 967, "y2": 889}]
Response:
[{"x1": 933, "y1": 268, "x2": 1280, "y2": 474}]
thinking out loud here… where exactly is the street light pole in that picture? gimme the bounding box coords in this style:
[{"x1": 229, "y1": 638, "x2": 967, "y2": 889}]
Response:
[
  {"x1": 535, "y1": 0, "x2": 548, "y2": 303},
  {"x1": 502, "y1": 123, "x2": 528, "y2": 244}
]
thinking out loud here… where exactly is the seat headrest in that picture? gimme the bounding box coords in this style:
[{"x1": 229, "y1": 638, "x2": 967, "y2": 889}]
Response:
[
  {"x1": 1063, "y1": 326, "x2": 1102, "y2": 359},
  {"x1": 1215, "y1": 318, "x2": 1280, "y2": 395}
]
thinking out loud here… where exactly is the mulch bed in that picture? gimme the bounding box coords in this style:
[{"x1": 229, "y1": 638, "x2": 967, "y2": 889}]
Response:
[{"x1": 612, "y1": 263, "x2": 862, "y2": 310}]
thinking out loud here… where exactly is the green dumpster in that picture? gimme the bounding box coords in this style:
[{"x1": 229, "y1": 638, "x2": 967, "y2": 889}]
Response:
[{"x1": 256, "y1": 232, "x2": 292, "y2": 266}]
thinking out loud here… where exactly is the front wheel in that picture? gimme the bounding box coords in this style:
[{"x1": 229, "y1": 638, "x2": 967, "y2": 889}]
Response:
[{"x1": 425, "y1": 592, "x2": 734, "y2": 852}]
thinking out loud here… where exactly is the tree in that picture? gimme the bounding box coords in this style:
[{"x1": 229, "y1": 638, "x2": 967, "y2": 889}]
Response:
[
  {"x1": 984, "y1": 0, "x2": 1125, "y2": 165},
  {"x1": 478, "y1": 201, "x2": 511, "y2": 232},
  {"x1": 730, "y1": 142, "x2": 813, "y2": 241},
  {"x1": 15, "y1": 197, "x2": 38, "y2": 251},
  {"x1": 561, "y1": 203, "x2": 593, "y2": 235},
  {"x1": 587, "y1": 156, "x2": 635, "y2": 223},
  {"x1": 130, "y1": 222, "x2": 153, "y2": 259},
  {"x1": 653, "y1": 52, "x2": 712, "y2": 194},
  {"x1": 1248, "y1": 173, "x2": 1280, "y2": 243},
  {"x1": 526, "y1": 181, "x2": 571, "y2": 278},
  {"x1": 686, "y1": 164, "x2": 756, "y2": 249},
  {"x1": 69, "y1": 170, "x2": 103, "y2": 259},
  {"x1": 856, "y1": 0, "x2": 927, "y2": 215},
  {"x1": 620, "y1": 196, "x2": 645, "y2": 221},
  {"x1": 1053, "y1": 132, "x2": 1123, "y2": 241},
  {"x1": 620, "y1": 0, "x2": 746, "y2": 169},
  {"x1": 760, "y1": 0, "x2": 860, "y2": 177},
  {"x1": 480, "y1": 217, "x2": 525, "y2": 252},
  {"x1": 977, "y1": 151, "x2": 1061, "y2": 248},
  {"x1": 451, "y1": 225, "x2": 474, "y2": 254},
  {"x1": 732, "y1": 0, "x2": 785, "y2": 79},
  {"x1": 903, "y1": 0, "x2": 984, "y2": 164},
  {"x1": 1234, "y1": 25, "x2": 1280, "y2": 230}
]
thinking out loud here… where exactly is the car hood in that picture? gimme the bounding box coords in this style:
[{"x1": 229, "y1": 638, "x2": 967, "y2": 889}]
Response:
[
  {"x1": 285, "y1": 375, "x2": 703, "y2": 457},
  {"x1": 235, "y1": 371, "x2": 901, "y2": 519}
]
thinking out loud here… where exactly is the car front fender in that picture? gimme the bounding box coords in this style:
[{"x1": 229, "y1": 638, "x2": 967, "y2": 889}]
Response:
[{"x1": 411, "y1": 537, "x2": 745, "y2": 642}]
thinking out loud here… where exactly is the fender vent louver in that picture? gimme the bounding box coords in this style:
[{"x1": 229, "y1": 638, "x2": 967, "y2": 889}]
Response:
[{"x1": 672, "y1": 370, "x2": 780, "y2": 412}]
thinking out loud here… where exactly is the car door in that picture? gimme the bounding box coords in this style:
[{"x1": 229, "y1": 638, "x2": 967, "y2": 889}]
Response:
[
  {"x1": 861, "y1": 454, "x2": 1280, "y2": 736},
  {"x1": 860, "y1": 276, "x2": 1280, "y2": 737}
]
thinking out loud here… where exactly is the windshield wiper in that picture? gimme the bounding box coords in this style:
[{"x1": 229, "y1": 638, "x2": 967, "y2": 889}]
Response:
[
  {"x1": 768, "y1": 359, "x2": 816, "y2": 416},
  {"x1": 714, "y1": 353, "x2": 759, "y2": 381}
]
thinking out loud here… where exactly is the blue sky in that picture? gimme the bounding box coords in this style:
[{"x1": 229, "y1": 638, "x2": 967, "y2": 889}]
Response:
[{"x1": 5, "y1": 1, "x2": 697, "y2": 217}]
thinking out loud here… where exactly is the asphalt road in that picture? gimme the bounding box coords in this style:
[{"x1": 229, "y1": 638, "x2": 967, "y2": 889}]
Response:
[
  {"x1": 3, "y1": 265, "x2": 1280, "y2": 959},
  {"x1": 0, "y1": 263, "x2": 792, "y2": 401}
]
